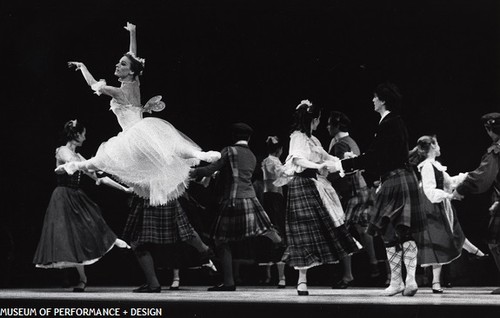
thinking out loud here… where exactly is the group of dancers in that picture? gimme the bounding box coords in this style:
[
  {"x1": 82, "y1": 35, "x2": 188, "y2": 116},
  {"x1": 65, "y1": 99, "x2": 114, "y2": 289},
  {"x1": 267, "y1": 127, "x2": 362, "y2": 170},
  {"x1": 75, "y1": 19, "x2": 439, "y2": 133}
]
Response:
[{"x1": 33, "y1": 22, "x2": 500, "y2": 296}]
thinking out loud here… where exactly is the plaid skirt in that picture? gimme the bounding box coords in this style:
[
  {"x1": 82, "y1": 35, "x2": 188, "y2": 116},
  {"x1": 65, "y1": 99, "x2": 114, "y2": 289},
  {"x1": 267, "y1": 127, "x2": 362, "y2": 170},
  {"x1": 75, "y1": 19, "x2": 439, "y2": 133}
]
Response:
[
  {"x1": 211, "y1": 197, "x2": 274, "y2": 242},
  {"x1": 367, "y1": 168, "x2": 426, "y2": 245},
  {"x1": 344, "y1": 186, "x2": 373, "y2": 228},
  {"x1": 123, "y1": 196, "x2": 196, "y2": 249},
  {"x1": 283, "y1": 176, "x2": 361, "y2": 269}
]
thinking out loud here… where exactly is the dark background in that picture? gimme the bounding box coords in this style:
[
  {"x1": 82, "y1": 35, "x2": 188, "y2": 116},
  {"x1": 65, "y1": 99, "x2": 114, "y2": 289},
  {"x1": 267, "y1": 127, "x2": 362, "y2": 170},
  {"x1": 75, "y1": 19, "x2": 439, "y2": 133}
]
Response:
[{"x1": 2, "y1": 0, "x2": 499, "y2": 287}]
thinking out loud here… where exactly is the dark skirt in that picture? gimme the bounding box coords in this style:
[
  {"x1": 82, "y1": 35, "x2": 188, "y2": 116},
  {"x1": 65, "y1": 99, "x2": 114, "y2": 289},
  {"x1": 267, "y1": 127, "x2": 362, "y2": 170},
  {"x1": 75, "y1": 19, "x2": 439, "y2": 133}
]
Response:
[
  {"x1": 123, "y1": 196, "x2": 196, "y2": 249},
  {"x1": 211, "y1": 197, "x2": 274, "y2": 242},
  {"x1": 417, "y1": 198, "x2": 465, "y2": 266},
  {"x1": 33, "y1": 186, "x2": 117, "y2": 268},
  {"x1": 367, "y1": 168, "x2": 426, "y2": 245},
  {"x1": 284, "y1": 176, "x2": 361, "y2": 269},
  {"x1": 263, "y1": 192, "x2": 286, "y2": 239},
  {"x1": 344, "y1": 186, "x2": 373, "y2": 228}
]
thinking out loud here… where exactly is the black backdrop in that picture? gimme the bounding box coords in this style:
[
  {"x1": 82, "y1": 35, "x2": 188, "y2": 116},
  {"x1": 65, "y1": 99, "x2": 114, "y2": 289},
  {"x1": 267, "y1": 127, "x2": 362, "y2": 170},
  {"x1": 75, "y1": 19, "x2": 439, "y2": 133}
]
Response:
[{"x1": 3, "y1": 0, "x2": 500, "y2": 287}]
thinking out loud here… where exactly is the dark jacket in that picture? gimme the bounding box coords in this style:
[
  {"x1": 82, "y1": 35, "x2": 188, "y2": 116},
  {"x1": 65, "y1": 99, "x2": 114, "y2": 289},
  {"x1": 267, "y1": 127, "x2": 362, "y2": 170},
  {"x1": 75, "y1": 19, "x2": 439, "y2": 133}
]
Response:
[
  {"x1": 190, "y1": 144, "x2": 257, "y2": 201},
  {"x1": 341, "y1": 112, "x2": 410, "y2": 179}
]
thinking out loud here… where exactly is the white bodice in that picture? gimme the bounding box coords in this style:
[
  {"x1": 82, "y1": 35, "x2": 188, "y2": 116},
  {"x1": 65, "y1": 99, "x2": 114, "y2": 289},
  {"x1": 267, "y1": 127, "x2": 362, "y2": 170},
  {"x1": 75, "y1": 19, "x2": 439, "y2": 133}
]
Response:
[{"x1": 110, "y1": 100, "x2": 143, "y2": 131}]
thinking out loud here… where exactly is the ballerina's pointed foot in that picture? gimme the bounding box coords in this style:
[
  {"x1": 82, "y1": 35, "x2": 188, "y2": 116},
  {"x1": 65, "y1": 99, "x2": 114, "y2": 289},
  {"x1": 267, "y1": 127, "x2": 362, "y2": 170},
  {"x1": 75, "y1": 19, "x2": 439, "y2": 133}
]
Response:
[
  {"x1": 114, "y1": 239, "x2": 131, "y2": 249},
  {"x1": 200, "y1": 151, "x2": 221, "y2": 163}
]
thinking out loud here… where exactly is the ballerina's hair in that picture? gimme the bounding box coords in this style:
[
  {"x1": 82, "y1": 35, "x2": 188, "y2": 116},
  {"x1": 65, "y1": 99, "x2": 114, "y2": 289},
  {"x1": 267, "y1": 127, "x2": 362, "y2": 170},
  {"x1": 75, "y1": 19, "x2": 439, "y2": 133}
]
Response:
[
  {"x1": 374, "y1": 82, "x2": 402, "y2": 112},
  {"x1": 60, "y1": 119, "x2": 85, "y2": 144},
  {"x1": 265, "y1": 136, "x2": 282, "y2": 154},
  {"x1": 408, "y1": 135, "x2": 437, "y2": 167},
  {"x1": 124, "y1": 52, "x2": 145, "y2": 78},
  {"x1": 290, "y1": 99, "x2": 322, "y2": 137}
]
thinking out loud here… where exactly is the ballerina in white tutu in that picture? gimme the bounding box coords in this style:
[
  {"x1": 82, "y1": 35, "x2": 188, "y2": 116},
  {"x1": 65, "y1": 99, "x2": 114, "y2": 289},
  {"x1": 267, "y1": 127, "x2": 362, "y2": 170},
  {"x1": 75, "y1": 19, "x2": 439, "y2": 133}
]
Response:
[{"x1": 57, "y1": 22, "x2": 220, "y2": 205}]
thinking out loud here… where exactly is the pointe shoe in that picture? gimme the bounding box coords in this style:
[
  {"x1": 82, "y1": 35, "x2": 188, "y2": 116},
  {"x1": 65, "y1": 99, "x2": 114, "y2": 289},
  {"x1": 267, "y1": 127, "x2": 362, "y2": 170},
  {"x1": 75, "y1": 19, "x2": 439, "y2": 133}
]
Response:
[
  {"x1": 133, "y1": 284, "x2": 161, "y2": 293},
  {"x1": 200, "y1": 151, "x2": 221, "y2": 163},
  {"x1": 297, "y1": 282, "x2": 309, "y2": 296},
  {"x1": 114, "y1": 238, "x2": 131, "y2": 249},
  {"x1": 381, "y1": 282, "x2": 405, "y2": 296},
  {"x1": 402, "y1": 283, "x2": 418, "y2": 296},
  {"x1": 432, "y1": 282, "x2": 443, "y2": 294},
  {"x1": 73, "y1": 281, "x2": 87, "y2": 293}
]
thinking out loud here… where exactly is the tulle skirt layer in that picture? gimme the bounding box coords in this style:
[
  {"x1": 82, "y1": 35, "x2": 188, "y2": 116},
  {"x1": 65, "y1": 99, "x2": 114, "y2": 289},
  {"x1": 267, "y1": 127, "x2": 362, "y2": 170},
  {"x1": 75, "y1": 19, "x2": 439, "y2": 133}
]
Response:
[{"x1": 93, "y1": 118, "x2": 202, "y2": 205}]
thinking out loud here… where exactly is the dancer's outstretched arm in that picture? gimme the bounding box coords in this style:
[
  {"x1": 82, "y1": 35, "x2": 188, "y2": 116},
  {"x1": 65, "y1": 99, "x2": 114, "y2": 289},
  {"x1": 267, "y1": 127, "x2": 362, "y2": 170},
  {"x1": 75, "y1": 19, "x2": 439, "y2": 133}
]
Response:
[
  {"x1": 124, "y1": 22, "x2": 137, "y2": 55},
  {"x1": 67, "y1": 62, "x2": 98, "y2": 87}
]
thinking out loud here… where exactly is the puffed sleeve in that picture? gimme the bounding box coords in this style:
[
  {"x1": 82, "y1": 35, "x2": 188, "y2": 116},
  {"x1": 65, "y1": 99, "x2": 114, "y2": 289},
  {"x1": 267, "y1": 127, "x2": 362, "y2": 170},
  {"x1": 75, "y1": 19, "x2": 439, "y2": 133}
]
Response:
[
  {"x1": 288, "y1": 131, "x2": 310, "y2": 160},
  {"x1": 91, "y1": 79, "x2": 107, "y2": 96},
  {"x1": 421, "y1": 161, "x2": 451, "y2": 203}
]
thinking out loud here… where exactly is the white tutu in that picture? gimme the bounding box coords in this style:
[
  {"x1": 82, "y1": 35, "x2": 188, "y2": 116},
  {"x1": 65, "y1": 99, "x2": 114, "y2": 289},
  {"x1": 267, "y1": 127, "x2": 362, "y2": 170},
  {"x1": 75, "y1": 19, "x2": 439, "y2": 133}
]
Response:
[{"x1": 91, "y1": 117, "x2": 202, "y2": 205}]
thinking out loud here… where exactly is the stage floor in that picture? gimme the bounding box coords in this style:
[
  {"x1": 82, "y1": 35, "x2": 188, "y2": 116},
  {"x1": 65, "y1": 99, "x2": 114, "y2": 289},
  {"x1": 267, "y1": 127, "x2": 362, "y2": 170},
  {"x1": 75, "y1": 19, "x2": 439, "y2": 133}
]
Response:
[{"x1": 1, "y1": 286, "x2": 499, "y2": 318}]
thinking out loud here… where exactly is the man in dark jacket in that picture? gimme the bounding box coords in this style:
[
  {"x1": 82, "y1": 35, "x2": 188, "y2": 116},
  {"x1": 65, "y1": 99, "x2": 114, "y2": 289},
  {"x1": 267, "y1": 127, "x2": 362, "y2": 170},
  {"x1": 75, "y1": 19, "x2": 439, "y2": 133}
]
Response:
[{"x1": 454, "y1": 112, "x2": 500, "y2": 294}]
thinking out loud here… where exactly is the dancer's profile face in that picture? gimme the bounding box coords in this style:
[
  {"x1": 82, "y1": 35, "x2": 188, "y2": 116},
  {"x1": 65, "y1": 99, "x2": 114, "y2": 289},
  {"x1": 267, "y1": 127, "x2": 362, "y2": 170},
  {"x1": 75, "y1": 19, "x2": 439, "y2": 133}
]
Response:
[
  {"x1": 372, "y1": 94, "x2": 385, "y2": 113},
  {"x1": 115, "y1": 56, "x2": 134, "y2": 79},
  {"x1": 75, "y1": 129, "x2": 86, "y2": 147}
]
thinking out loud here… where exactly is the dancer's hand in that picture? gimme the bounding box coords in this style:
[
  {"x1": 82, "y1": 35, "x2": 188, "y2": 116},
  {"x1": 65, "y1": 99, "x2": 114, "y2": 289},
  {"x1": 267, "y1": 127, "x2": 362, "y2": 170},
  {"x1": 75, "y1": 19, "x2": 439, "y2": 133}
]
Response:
[
  {"x1": 68, "y1": 61, "x2": 84, "y2": 70},
  {"x1": 124, "y1": 22, "x2": 136, "y2": 32},
  {"x1": 343, "y1": 151, "x2": 357, "y2": 159},
  {"x1": 451, "y1": 190, "x2": 464, "y2": 201}
]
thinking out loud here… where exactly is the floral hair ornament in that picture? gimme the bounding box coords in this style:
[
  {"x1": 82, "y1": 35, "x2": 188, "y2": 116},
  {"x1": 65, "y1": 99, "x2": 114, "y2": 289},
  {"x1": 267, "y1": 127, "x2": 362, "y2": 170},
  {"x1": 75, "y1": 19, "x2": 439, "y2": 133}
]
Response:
[
  {"x1": 70, "y1": 119, "x2": 78, "y2": 127},
  {"x1": 266, "y1": 136, "x2": 279, "y2": 144},
  {"x1": 126, "y1": 51, "x2": 146, "y2": 69},
  {"x1": 295, "y1": 99, "x2": 313, "y2": 112}
]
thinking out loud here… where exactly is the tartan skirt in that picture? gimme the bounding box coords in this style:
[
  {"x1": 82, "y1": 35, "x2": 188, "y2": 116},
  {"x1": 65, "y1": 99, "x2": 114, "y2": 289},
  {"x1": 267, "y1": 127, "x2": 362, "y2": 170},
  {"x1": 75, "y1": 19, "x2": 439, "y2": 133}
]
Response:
[
  {"x1": 367, "y1": 168, "x2": 426, "y2": 245},
  {"x1": 211, "y1": 197, "x2": 275, "y2": 242},
  {"x1": 123, "y1": 196, "x2": 196, "y2": 249},
  {"x1": 283, "y1": 176, "x2": 361, "y2": 269},
  {"x1": 344, "y1": 186, "x2": 373, "y2": 228}
]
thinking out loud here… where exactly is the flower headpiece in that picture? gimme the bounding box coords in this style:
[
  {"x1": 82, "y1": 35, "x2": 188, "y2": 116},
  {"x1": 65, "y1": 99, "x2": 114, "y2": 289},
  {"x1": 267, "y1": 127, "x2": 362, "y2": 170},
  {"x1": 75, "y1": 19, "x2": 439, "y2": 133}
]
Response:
[
  {"x1": 70, "y1": 119, "x2": 78, "y2": 127},
  {"x1": 126, "y1": 51, "x2": 146, "y2": 69},
  {"x1": 296, "y1": 99, "x2": 313, "y2": 112},
  {"x1": 266, "y1": 136, "x2": 279, "y2": 144}
]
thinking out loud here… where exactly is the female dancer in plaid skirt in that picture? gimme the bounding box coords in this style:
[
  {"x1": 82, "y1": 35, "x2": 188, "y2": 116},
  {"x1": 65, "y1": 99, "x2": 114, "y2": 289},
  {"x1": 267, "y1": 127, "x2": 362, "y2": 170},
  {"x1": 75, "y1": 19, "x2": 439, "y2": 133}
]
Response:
[
  {"x1": 341, "y1": 82, "x2": 426, "y2": 296},
  {"x1": 57, "y1": 22, "x2": 220, "y2": 206},
  {"x1": 410, "y1": 135, "x2": 487, "y2": 293},
  {"x1": 276, "y1": 100, "x2": 361, "y2": 296},
  {"x1": 34, "y1": 120, "x2": 131, "y2": 292}
]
